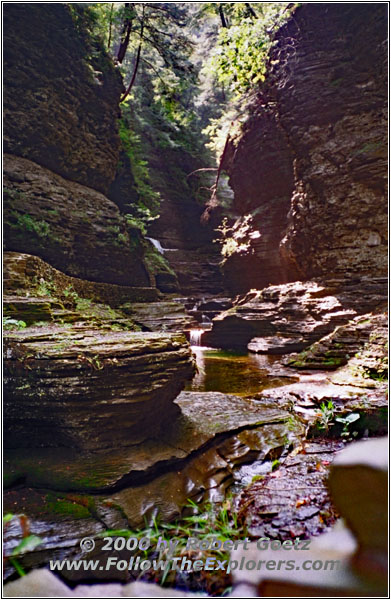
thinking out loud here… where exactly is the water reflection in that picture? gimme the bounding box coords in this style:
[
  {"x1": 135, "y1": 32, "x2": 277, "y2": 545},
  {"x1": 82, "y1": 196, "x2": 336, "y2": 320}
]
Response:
[{"x1": 187, "y1": 347, "x2": 296, "y2": 396}]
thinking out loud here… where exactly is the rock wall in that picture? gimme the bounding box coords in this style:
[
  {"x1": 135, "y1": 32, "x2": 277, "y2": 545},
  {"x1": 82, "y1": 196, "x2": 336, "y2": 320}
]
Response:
[
  {"x1": 3, "y1": 3, "x2": 123, "y2": 195},
  {"x1": 222, "y1": 3, "x2": 387, "y2": 294},
  {"x1": 4, "y1": 155, "x2": 150, "y2": 287},
  {"x1": 4, "y1": 330, "x2": 194, "y2": 450},
  {"x1": 2, "y1": 5, "x2": 163, "y2": 289}
]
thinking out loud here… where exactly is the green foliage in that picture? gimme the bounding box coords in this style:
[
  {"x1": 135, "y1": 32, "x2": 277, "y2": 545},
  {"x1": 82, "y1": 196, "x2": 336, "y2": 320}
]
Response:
[
  {"x1": 118, "y1": 117, "x2": 161, "y2": 222},
  {"x1": 45, "y1": 494, "x2": 91, "y2": 519},
  {"x1": 10, "y1": 212, "x2": 50, "y2": 239},
  {"x1": 214, "y1": 215, "x2": 261, "y2": 262},
  {"x1": 98, "y1": 496, "x2": 244, "y2": 587},
  {"x1": 316, "y1": 400, "x2": 335, "y2": 431},
  {"x1": 210, "y1": 4, "x2": 295, "y2": 97},
  {"x1": 335, "y1": 413, "x2": 360, "y2": 438},
  {"x1": 3, "y1": 514, "x2": 42, "y2": 578},
  {"x1": 3, "y1": 317, "x2": 27, "y2": 330}
]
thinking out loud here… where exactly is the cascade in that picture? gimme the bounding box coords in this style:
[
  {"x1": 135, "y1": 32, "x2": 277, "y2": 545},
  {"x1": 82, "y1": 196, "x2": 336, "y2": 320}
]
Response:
[
  {"x1": 146, "y1": 237, "x2": 165, "y2": 254},
  {"x1": 189, "y1": 329, "x2": 203, "y2": 346}
]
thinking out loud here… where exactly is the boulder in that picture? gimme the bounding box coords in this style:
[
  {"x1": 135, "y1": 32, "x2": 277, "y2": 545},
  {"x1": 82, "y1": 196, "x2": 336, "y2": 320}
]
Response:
[{"x1": 328, "y1": 438, "x2": 388, "y2": 558}]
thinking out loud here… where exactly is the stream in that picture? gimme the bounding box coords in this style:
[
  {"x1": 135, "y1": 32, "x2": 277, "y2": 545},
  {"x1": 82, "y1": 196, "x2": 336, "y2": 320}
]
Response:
[{"x1": 187, "y1": 346, "x2": 297, "y2": 395}]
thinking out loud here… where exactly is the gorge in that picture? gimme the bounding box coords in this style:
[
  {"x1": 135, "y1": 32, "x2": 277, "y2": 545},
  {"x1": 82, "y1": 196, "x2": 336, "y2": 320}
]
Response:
[{"x1": 3, "y1": 3, "x2": 388, "y2": 598}]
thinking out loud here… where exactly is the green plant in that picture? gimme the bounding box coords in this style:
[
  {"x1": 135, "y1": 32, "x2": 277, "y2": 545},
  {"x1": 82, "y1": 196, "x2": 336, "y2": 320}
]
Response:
[
  {"x1": 63, "y1": 285, "x2": 80, "y2": 303},
  {"x1": 3, "y1": 317, "x2": 27, "y2": 330},
  {"x1": 98, "y1": 496, "x2": 245, "y2": 571},
  {"x1": 3, "y1": 514, "x2": 42, "y2": 578},
  {"x1": 316, "y1": 400, "x2": 335, "y2": 431},
  {"x1": 10, "y1": 212, "x2": 50, "y2": 239},
  {"x1": 335, "y1": 413, "x2": 360, "y2": 438},
  {"x1": 214, "y1": 215, "x2": 261, "y2": 263},
  {"x1": 36, "y1": 279, "x2": 56, "y2": 298}
]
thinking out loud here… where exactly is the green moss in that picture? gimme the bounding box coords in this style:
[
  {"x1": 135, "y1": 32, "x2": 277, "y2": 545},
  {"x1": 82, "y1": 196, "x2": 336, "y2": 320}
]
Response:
[
  {"x1": 9, "y1": 212, "x2": 50, "y2": 239},
  {"x1": 45, "y1": 494, "x2": 92, "y2": 519},
  {"x1": 143, "y1": 244, "x2": 176, "y2": 278}
]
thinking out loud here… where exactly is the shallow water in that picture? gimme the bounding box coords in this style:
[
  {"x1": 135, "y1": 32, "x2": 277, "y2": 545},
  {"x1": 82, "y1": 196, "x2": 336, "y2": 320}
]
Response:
[{"x1": 186, "y1": 347, "x2": 297, "y2": 396}]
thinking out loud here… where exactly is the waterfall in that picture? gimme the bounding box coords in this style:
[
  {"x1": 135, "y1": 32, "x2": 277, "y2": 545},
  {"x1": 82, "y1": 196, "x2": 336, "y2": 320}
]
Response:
[
  {"x1": 146, "y1": 237, "x2": 165, "y2": 254},
  {"x1": 190, "y1": 329, "x2": 203, "y2": 346}
]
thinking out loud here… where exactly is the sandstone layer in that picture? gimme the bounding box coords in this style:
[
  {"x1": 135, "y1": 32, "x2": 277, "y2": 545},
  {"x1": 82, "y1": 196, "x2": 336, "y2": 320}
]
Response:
[
  {"x1": 4, "y1": 156, "x2": 151, "y2": 287},
  {"x1": 204, "y1": 278, "x2": 387, "y2": 351},
  {"x1": 221, "y1": 3, "x2": 387, "y2": 294},
  {"x1": 3, "y1": 4, "x2": 122, "y2": 194},
  {"x1": 4, "y1": 329, "x2": 195, "y2": 450}
]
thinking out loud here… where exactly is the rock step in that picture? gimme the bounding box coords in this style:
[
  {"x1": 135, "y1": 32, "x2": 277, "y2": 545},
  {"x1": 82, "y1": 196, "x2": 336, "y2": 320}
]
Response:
[
  {"x1": 4, "y1": 251, "x2": 159, "y2": 307},
  {"x1": 204, "y1": 279, "x2": 387, "y2": 352},
  {"x1": 4, "y1": 329, "x2": 195, "y2": 450}
]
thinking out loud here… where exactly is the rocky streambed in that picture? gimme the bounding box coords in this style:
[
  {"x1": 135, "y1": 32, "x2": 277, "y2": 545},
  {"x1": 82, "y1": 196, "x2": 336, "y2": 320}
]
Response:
[{"x1": 3, "y1": 253, "x2": 388, "y2": 595}]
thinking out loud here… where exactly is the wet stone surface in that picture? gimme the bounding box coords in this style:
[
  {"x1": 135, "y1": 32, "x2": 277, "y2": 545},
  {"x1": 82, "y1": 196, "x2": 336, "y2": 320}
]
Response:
[{"x1": 237, "y1": 440, "x2": 344, "y2": 540}]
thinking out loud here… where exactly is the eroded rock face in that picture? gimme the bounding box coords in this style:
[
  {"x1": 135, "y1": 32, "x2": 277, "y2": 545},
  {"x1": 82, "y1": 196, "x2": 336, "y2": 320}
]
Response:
[
  {"x1": 222, "y1": 3, "x2": 387, "y2": 294},
  {"x1": 3, "y1": 4, "x2": 123, "y2": 194},
  {"x1": 4, "y1": 252, "x2": 158, "y2": 306},
  {"x1": 4, "y1": 329, "x2": 195, "y2": 450},
  {"x1": 287, "y1": 311, "x2": 388, "y2": 374},
  {"x1": 4, "y1": 156, "x2": 151, "y2": 287},
  {"x1": 204, "y1": 278, "x2": 387, "y2": 351}
]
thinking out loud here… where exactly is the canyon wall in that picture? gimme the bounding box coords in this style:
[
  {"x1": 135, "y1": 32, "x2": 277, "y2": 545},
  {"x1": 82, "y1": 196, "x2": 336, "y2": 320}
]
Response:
[
  {"x1": 3, "y1": 4, "x2": 123, "y2": 195},
  {"x1": 3, "y1": 4, "x2": 154, "y2": 287},
  {"x1": 222, "y1": 3, "x2": 387, "y2": 294}
]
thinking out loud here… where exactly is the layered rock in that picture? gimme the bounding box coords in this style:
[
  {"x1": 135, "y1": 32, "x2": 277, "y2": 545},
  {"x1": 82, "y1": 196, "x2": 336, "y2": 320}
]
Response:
[
  {"x1": 287, "y1": 311, "x2": 388, "y2": 373},
  {"x1": 232, "y1": 438, "x2": 388, "y2": 598},
  {"x1": 3, "y1": 3, "x2": 122, "y2": 195},
  {"x1": 204, "y1": 277, "x2": 387, "y2": 351},
  {"x1": 119, "y1": 302, "x2": 196, "y2": 332},
  {"x1": 221, "y1": 3, "x2": 387, "y2": 294},
  {"x1": 4, "y1": 252, "x2": 158, "y2": 306},
  {"x1": 4, "y1": 156, "x2": 151, "y2": 287},
  {"x1": 4, "y1": 329, "x2": 195, "y2": 450}
]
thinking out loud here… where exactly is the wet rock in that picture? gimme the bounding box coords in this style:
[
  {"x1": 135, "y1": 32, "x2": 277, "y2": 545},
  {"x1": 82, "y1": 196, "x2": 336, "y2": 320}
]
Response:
[
  {"x1": 4, "y1": 392, "x2": 295, "y2": 491},
  {"x1": 237, "y1": 440, "x2": 343, "y2": 540},
  {"x1": 4, "y1": 393, "x2": 301, "y2": 580},
  {"x1": 204, "y1": 279, "x2": 387, "y2": 350},
  {"x1": 248, "y1": 336, "x2": 304, "y2": 354},
  {"x1": 4, "y1": 329, "x2": 195, "y2": 450},
  {"x1": 287, "y1": 311, "x2": 387, "y2": 372},
  {"x1": 231, "y1": 438, "x2": 388, "y2": 597},
  {"x1": 4, "y1": 297, "x2": 55, "y2": 325},
  {"x1": 161, "y1": 249, "x2": 224, "y2": 296},
  {"x1": 4, "y1": 156, "x2": 151, "y2": 287}
]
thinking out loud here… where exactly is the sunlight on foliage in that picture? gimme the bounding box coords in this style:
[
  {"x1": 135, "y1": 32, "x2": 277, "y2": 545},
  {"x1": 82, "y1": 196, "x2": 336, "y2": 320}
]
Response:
[{"x1": 214, "y1": 215, "x2": 261, "y2": 263}]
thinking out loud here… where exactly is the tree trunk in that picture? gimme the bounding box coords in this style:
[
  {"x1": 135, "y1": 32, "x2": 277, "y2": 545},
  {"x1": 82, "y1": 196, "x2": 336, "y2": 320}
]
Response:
[
  {"x1": 107, "y1": 3, "x2": 114, "y2": 51},
  {"x1": 119, "y1": 7, "x2": 145, "y2": 103},
  {"x1": 117, "y1": 3, "x2": 134, "y2": 64},
  {"x1": 218, "y1": 4, "x2": 228, "y2": 28}
]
